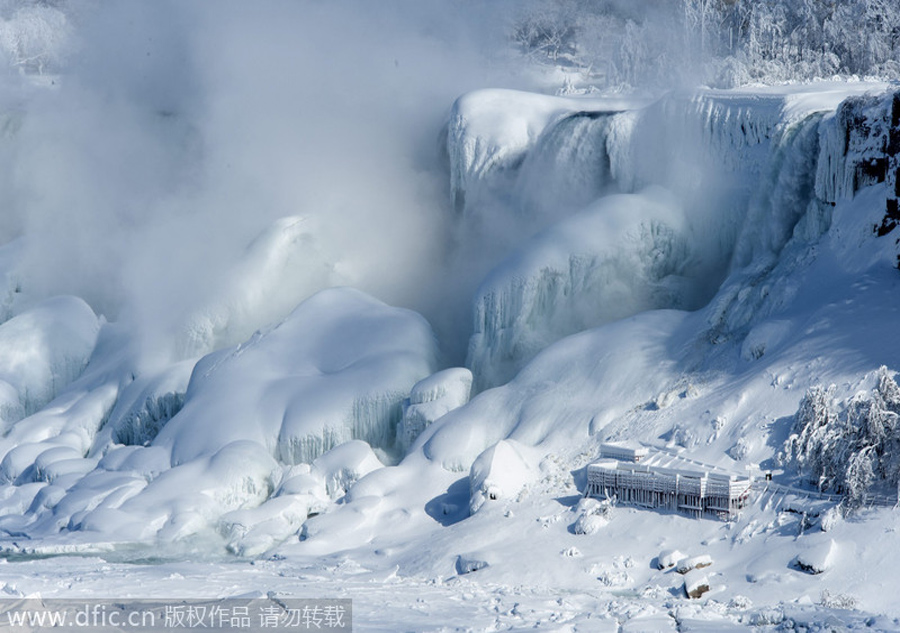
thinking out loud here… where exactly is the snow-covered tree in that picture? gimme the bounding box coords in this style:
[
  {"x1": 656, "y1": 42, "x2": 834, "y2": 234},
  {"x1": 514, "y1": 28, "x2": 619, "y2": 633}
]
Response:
[{"x1": 782, "y1": 367, "x2": 900, "y2": 510}]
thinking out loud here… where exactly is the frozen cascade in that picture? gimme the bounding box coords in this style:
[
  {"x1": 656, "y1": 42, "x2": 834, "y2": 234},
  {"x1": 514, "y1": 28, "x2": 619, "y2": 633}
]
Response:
[
  {"x1": 514, "y1": 112, "x2": 616, "y2": 224},
  {"x1": 100, "y1": 361, "x2": 194, "y2": 447},
  {"x1": 710, "y1": 88, "x2": 900, "y2": 340},
  {"x1": 446, "y1": 89, "x2": 641, "y2": 217},
  {"x1": 462, "y1": 88, "x2": 893, "y2": 389},
  {"x1": 731, "y1": 112, "x2": 824, "y2": 268}
]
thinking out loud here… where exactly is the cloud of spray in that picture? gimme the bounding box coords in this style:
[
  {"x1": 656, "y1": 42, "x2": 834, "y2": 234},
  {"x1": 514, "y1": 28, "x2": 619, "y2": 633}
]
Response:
[{"x1": 0, "y1": 0, "x2": 537, "y2": 367}]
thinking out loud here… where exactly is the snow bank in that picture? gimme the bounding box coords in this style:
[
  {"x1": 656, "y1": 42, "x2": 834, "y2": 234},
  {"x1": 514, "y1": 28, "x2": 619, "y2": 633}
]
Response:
[
  {"x1": 397, "y1": 368, "x2": 472, "y2": 452},
  {"x1": 156, "y1": 287, "x2": 438, "y2": 466},
  {"x1": 427, "y1": 309, "x2": 686, "y2": 471},
  {"x1": 468, "y1": 439, "x2": 535, "y2": 514},
  {"x1": 0, "y1": 296, "x2": 99, "y2": 426}
]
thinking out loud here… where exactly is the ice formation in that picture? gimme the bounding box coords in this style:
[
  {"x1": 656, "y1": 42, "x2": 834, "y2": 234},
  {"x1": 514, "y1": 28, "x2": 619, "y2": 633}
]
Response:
[
  {"x1": 397, "y1": 367, "x2": 472, "y2": 452},
  {"x1": 174, "y1": 215, "x2": 346, "y2": 359},
  {"x1": 0, "y1": 287, "x2": 437, "y2": 545},
  {"x1": 156, "y1": 286, "x2": 438, "y2": 466},
  {"x1": 457, "y1": 85, "x2": 895, "y2": 387},
  {"x1": 0, "y1": 296, "x2": 100, "y2": 427}
]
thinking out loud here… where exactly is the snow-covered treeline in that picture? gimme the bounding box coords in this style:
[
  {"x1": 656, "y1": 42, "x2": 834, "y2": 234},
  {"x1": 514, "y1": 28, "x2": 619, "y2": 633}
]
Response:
[
  {"x1": 513, "y1": 0, "x2": 900, "y2": 90},
  {"x1": 781, "y1": 367, "x2": 900, "y2": 509}
]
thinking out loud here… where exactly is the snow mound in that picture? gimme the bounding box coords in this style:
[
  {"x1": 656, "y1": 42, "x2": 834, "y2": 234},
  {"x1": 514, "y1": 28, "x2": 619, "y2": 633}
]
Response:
[
  {"x1": 468, "y1": 439, "x2": 535, "y2": 514},
  {"x1": 0, "y1": 296, "x2": 99, "y2": 426},
  {"x1": 573, "y1": 497, "x2": 612, "y2": 535},
  {"x1": 311, "y1": 440, "x2": 384, "y2": 499},
  {"x1": 794, "y1": 538, "x2": 837, "y2": 575},
  {"x1": 397, "y1": 368, "x2": 472, "y2": 452},
  {"x1": 456, "y1": 551, "x2": 491, "y2": 575},
  {"x1": 156, "y1": 287, "x2": 438, "y2": 466}
]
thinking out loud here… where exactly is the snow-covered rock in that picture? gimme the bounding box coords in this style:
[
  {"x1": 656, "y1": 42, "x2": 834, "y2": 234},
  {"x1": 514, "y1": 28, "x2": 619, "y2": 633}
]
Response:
[
  {"x1": 676, "y1": 554, "x2": 714, "y2": 574},
  {"x1": 456, "y1": 551, "x2": 491, "y2": 575},
  {"x1": 683, "y1": 569, "x2": 711, "y2": 599},
  {"x1": 794, "y1": 538, "x2": 837, "y2": 575},
  {"x1": 657, "y1": 549, "x2": 685, "y2": 570}
]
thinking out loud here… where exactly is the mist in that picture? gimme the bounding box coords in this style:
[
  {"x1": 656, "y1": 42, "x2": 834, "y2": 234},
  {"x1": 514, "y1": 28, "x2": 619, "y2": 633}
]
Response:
[{"x1": 0, "y1": 0, "x2": 535, "y2": 367}]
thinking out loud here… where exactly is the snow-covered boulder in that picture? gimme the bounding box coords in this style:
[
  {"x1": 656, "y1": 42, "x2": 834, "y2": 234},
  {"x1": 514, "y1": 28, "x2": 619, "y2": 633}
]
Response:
[
  {"x1": 573, "y1": 497, "x2": 612, "y2": 535},
  {"x1": 657, "y1": 549, "x2": 686, "y2": 570},
  {"x1": 794, "y1": 538, "x2": 837, "y2": 574},
  {"x1": 456, "y1": 551, "x2": 491, "y2": 575},
  {"x1": 683, "y1": 569, "x2": 711, "y2": 599},
  {"x1": 468, "y1": 439, "x2": 535, "y2": 514},
  {"x1": 397, "y1": 368, "x2": 472, "y2": 452},
  {"x1": 0, "y1": 296, "x2": 100, "y2": 426},
  {"x1": 676, "y1": 554, "x2": 714, "y2": 574},
  {"x1": 155, "y1": 287, "x2": 438, "y2": 466}
]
